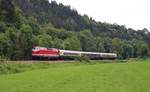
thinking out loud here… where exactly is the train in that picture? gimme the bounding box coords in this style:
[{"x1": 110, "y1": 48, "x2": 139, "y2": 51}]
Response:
[{"x1": 32, "y1": 46, "x2": 117, "y2": 60}]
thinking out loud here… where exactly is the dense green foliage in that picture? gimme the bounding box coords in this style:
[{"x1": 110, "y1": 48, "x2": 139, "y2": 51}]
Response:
[
  {"x1": 1, "y1": 60, "x2": 150, "y2": 92},
  {"x1": 0, "y1": 0, "x2": 150, "y2": 60}
]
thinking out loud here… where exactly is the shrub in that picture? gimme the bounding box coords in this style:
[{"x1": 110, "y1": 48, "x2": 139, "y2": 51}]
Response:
[
  {"x1": 0, "y1": 62, "x2": 52, "y2": 75},
  {"x1": 75, "y1": 56, "x2": 90, "y2": 63},
  {"x1": 0, "y1": 55, "x2": 9, "y2": 63},
  {"x1": 0, "y1": 64, "x2": 21, "y2": 74},
  {"x1": 116, "y1": 60, "x2": 128, "y2": 63}
]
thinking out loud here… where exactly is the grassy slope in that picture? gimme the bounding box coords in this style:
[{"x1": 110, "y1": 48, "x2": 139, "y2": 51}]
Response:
[{"x1": 0, "y1": 61, "x2": 150, "y2": 92}]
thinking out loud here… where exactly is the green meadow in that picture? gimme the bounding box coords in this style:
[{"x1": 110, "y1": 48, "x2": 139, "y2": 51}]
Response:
[{"x1": 0, "y1": 60, "x2": 150, "y2": 92}]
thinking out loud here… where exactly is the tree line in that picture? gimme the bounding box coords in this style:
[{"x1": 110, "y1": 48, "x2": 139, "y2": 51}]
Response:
[{"x1": 0, "y1": 0, "x2": 149, "y2": 60}]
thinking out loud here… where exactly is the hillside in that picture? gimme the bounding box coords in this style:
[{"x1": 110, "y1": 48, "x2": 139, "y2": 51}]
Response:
[
  {"x1": 13, "y1": 0, "x2": 150, "y2": 40},
  {"x1": 0, "y1": 0, "x2": 150, "y2": 60}
]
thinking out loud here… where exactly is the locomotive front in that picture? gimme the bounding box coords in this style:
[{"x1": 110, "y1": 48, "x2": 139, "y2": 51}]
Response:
[{"x1": 32, "y1": 46, "x2": 60, "y2": 60}]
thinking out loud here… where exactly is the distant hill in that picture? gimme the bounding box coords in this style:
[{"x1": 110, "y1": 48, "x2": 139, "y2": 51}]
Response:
[
  {"x1": 13, "y1": 0, "x2": 150, "y2": 40},
  {"x1": 0, "y1": 0, "x2": 150, "y2": 60}
]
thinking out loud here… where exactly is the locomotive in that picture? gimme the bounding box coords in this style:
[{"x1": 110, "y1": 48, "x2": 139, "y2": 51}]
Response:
[{"x1": 32, "y1": 46, "x2": 117, "y2": 60}]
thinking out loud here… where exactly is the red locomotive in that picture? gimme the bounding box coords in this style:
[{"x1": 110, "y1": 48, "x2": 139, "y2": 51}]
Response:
[{"x1": 32, "y1": 46, "x2": 117, "y2": 60}]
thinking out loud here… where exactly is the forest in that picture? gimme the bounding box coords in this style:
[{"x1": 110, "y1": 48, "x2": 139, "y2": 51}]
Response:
[{"x1": 0, "y1": 0, "x2": 150, "y2": 60}]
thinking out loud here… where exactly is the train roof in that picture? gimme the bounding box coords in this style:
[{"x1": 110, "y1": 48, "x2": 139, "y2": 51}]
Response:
[
  {"x1": 59, "y1": 49, "x2": 117, "y2": 55},
  {"x1": 33, "y1": 46, "x2": 58, "y2": 50}
]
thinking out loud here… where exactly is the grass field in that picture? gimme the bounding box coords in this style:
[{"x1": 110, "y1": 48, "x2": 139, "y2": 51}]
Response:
[{"x1": 0, "y1": 60, "x2": 150, "y2": 92}]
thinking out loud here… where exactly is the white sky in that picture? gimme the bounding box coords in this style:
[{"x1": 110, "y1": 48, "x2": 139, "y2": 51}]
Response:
[{"x1": 49, "y1": 0, "x2": 150, "y2": 31}]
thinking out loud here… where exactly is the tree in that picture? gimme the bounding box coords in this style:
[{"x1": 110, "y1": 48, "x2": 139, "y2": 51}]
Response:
[
  {"x1": 19, "y1": 24, "x2": 33, "y2": 59},
  {"x1": 93, "y1": 37, "x2": 105, "y2": 52},
  {"x1": 112, "y1": 38, "x2": 124, "y2": 59},
  {"x1": 136, "y1": 41, "x2": 149, "y2": 57},
  {"x1": 0, "y1": 0, "x2": 18, "y2": 23},
  {"x1": 52, "y1": 38, "x2": 64, "y2": 49},
  {"x1": 103, "y1": 38, "x2": 112, "y2": 53},
  {"x1": 0, "y1": 33, "x2": 9, "y2": 56},
  {"x1": 78, "y1": 29, "x2": 94, "y2": 51},
  {"x1": 63, "y1": 36, "x2": 81, "y2": 50},
  {"x1": 0, "y1": 21, "x2": 6, "y2": 33},
  {"x1": 122, "y1": 42, "x2": 134, "y2": 59},
  {"x1": 5, "y1": 27, "x2": 20, "y2": 60},
  {"x1": 28, "y1": 16, "x2": 40, "y2": 35},
  {"x1": 33, "y1": 34, "x2": 53, "y2": 48}
]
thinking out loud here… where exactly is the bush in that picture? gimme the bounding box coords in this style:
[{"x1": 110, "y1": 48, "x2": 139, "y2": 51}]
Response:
[
  {"x1": 0, "y1": 62, "x2": 53, "y2": 75},
  {"x1": 75, "y1": 56, "x2": 90, "y2": 63},
  {"x1": 116, "y1": 60, "x2": 128, "y2": 63},
  {"x1": 0, "y1": 56, "x2": 9, "y2": 63},
  {"x1": 0, "y1": 64, "x2": 21, "y2": 74}
]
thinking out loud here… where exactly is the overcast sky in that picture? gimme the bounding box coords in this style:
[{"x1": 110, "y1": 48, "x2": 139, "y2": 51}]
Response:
[{"x1": 49, "y1": 0, "x2": 150, "y2": 31}]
